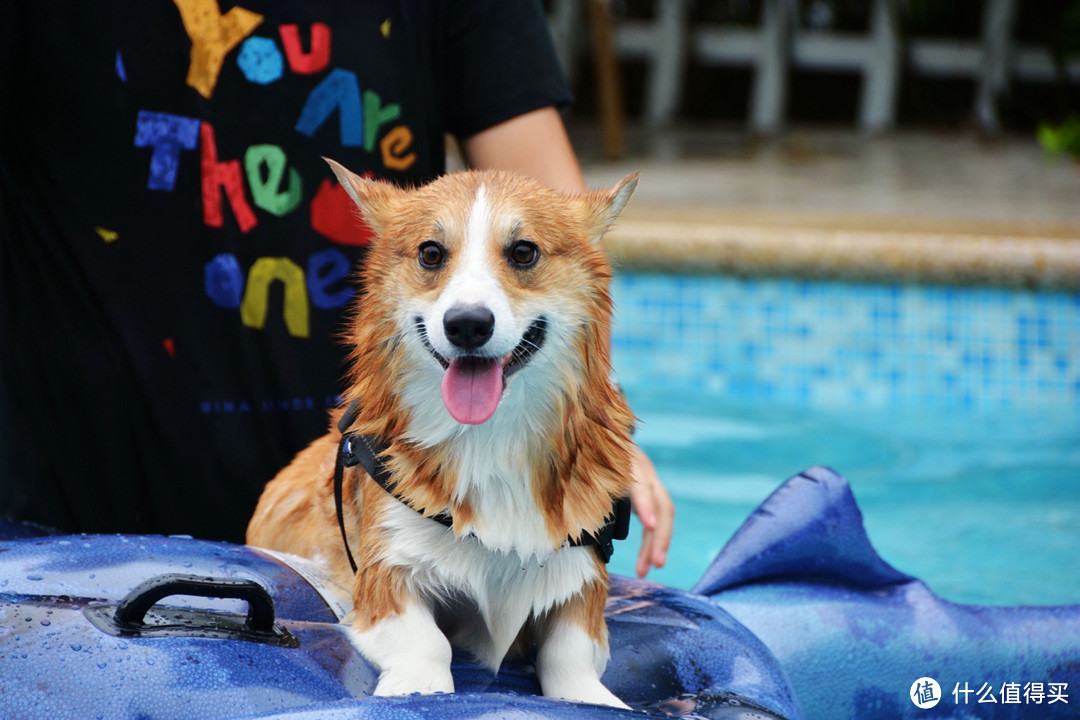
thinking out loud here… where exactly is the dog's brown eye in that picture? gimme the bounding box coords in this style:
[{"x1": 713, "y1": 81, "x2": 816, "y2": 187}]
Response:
[
  {"x1": 418, "y1": 241, "x2": 445, "y2": 269},
  {"x1": 508, "y1": 240, "x2": 539, "y2": 269}
]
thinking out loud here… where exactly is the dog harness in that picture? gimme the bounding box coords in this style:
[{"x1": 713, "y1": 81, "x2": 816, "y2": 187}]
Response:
[{"x1": 333, "y1": 400, "x2": 632, "y2": 574}]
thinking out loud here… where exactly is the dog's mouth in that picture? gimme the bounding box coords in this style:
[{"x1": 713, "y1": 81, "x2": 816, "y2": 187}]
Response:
[{"x1": 414, "y1": 316, "x2": 547, "y2": 425}]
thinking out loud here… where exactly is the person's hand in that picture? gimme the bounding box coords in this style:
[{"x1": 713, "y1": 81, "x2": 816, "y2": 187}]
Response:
[{"x1": 628, "y1": 443, "x2": 674, "y2": 578}]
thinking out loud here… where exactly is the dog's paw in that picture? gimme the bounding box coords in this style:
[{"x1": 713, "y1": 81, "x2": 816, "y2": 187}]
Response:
[
  {"x1": 547, "y1": 680, "x2": 629, "y2": 709},
  {"x1": 374, "y1": 667, "x2": 455, "y2": 697},
  {"x1": 555, "y1": 688, "x2": 629, "y2": 709}
]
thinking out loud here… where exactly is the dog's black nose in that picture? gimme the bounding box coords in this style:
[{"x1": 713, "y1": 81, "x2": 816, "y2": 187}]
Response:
[{"x1": 444, "y1": 305, "x2": 495, "y2": 350}]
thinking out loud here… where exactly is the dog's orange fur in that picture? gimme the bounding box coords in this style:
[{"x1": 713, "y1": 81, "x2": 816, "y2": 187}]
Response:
[{"x1": 247, "y1": 165, "x2": 636, "y2": 674}]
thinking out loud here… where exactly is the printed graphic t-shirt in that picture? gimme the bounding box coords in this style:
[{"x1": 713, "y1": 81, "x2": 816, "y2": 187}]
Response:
[{"x1": 0, "y1": 0, "x2": 572, "y2": 541}]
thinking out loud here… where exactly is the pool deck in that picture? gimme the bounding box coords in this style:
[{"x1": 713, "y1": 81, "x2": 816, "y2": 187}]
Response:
[{"x1": 574, "y1": 126, "x2": 1080, "y2": 289}]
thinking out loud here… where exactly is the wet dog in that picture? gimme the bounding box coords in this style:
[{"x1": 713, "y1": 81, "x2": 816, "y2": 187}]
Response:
[{"x1": 247, "y1": 161, "x2": 637, "y2": 706}]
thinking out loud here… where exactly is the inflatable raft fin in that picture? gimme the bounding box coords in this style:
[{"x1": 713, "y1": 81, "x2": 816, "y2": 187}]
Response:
[{"x1": 692, "y1": 466, "x2": 913, "y2": 596}]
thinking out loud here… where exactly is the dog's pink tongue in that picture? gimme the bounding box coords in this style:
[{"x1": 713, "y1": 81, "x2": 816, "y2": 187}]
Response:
[{"x1": 441, "y1": 358, "x2": 503, "y2": 425}]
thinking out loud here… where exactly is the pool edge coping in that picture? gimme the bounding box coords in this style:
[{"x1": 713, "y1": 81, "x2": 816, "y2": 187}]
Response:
[{"x1": 606, "y1": 207, "x2": 1080, "y2": 291}]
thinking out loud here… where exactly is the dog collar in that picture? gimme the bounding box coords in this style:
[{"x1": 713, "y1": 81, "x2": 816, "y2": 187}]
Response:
[{"x1": 333, "y1": 400, "x2": 631, "y2": 574}]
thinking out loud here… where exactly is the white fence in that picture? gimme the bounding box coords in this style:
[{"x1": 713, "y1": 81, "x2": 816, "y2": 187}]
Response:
[{"x1": 550, "y1": 0, "x2": 1080, "y2": 133}]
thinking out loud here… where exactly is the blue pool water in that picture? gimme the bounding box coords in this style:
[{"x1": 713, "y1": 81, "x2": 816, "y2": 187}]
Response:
[
  {"x1": 606, "y1": 273, "x2": 1080, "y2": 606},
  {"x1": 607, "y1": 385, "x2": 1080, "y2": 607}
]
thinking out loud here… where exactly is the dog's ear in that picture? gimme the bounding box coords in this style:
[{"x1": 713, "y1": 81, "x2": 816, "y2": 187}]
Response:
[
  {"x1": 324, "y1": 157, "x2": 405, "y2": 235},
  {"x1": 581, "y1": 172, "x2": 638, "y2": 241}
]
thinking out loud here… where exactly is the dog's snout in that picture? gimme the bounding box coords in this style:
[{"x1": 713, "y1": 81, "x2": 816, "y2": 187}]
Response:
[{"x1": 444, "y1": 305, "x2": 495, "y2": 350}]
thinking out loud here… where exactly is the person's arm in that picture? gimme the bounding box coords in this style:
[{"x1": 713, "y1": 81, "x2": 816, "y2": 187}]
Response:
[
  {"x1": 460, "y1": 106, "x2": 586, "y2": 194},
  {"x1": 461, "y1": 107, "x2": 675, "y2": 577}
]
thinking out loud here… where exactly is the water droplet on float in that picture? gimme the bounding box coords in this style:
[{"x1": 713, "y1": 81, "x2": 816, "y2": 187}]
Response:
[
  {"x1": 145, "y1": 658, "x2": 155, "y2": 666},
  {"x1": 39, "y1": 620, "x2": 50, "y2": 626},
  {"x1": 25, "y1": 574, "x2": 43, "y2": 581},
  {"x1": 70, "y1": 644, "x2": 82, "y2": 652},
  {"x1": 97, "y1": 661, "x2": 107, "y2": 669}
]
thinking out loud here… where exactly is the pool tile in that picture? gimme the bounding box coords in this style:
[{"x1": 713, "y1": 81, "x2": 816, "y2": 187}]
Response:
[{"x1": 612, "y1": 274, "x2": 1080, "y2": 409}]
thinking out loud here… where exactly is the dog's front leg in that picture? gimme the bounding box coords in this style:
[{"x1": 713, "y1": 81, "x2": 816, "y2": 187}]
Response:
[
  {"x1": 533, "y1": 578, "x2": 628, "y2": 709},
  {"x1": 347, "y1": 586, "x2": 454, "y2": 696}
]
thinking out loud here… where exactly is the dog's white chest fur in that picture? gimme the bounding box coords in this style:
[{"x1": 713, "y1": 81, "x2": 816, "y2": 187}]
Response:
[{"x1": 374, "y1": 434, "x2": 600, "y2": 670}]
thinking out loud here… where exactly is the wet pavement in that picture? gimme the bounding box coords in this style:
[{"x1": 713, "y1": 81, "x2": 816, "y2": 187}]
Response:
[{"x1": 573, "y1": 124, "x2": 1080, "y2": 231}]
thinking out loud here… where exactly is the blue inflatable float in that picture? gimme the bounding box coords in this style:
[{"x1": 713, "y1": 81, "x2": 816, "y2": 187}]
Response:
[{"x1": 1, "y1": 466, "x2": 1076, "y2": 720}]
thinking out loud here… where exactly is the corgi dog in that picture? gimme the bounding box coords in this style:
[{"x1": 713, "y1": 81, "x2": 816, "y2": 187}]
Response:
[{"x1": 247, "y1": 160, "x2": 638, "y2": 707}]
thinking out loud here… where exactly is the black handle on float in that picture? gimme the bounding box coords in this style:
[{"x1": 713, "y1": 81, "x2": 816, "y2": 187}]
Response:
[{"x1": 114, "y1": 573, "x2": 276, "y2": 632}]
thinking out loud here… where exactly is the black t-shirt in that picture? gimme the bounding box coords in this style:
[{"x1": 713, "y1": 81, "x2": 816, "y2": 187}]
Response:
[{"x1": 0, "y1": 0, "x2": 571, "y2": 541}]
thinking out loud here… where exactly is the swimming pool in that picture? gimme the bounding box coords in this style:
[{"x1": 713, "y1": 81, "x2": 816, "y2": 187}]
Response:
[{"x1": 608, "y1": 274, "x2": 1080, "y2": 606}]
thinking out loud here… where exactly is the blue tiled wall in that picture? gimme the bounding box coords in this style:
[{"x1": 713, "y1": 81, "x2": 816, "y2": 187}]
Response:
[{"x1": 610, "y1": 274, "x2": 1080, "y2": 409}]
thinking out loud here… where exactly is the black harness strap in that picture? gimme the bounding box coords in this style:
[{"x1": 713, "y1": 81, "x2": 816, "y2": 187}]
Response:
[
  {"x1": 333, "y1": 401, "x2": 363, "y2": 574},
  {"x1": 333, "y1": 400, "x2": 631, "y2": 570},
  {"x1": 579, "y1": 496, "x2": 632, "y2": 563}
]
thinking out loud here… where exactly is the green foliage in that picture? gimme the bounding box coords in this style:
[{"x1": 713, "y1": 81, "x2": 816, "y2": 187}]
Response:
[{"x1": 1037, "y1": 116, "x2": 1080, "y2": 161}]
